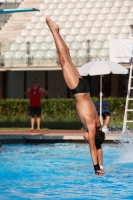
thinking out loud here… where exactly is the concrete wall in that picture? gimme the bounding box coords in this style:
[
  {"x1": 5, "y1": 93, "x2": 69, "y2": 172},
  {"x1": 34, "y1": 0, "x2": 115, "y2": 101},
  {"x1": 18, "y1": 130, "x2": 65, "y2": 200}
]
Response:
[
  {"x1": 5, "y1": 71, "x2": 24, "y2": 98},
  {"x1": 90, "y1": 75, "x2": 99, "y2": 97},
  {"x1": 3, "y1": 71, "x2": 128, "y2": 99},
  {"x1": 48, "y1": 71, "x2": 67, "y2": 98},
  {"x1": 111, "y1": 74, "x2": 119, "y2": 97},
  {"x1": 26, "y1": 71, "x2": 46, "y2": 90},
  {"x1": 4, "y1": 71, "x2": 67, "y2": 99},
  {"x1": 0, "y1": 72, "x2": 4, "y2": 99}
]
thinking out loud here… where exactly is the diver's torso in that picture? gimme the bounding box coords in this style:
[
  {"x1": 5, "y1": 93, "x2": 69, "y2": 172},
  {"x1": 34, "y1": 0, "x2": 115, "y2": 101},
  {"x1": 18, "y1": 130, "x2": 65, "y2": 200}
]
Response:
[{"x1": 74, "y1": 93, "x2": 97, "y2": 131}]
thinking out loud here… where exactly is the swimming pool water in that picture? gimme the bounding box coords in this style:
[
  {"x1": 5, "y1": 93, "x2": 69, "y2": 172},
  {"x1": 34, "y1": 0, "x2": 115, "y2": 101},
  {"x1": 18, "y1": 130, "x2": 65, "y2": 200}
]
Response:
[{"x1": 0, "y1": 143, "x2": 133, "y2": 200}]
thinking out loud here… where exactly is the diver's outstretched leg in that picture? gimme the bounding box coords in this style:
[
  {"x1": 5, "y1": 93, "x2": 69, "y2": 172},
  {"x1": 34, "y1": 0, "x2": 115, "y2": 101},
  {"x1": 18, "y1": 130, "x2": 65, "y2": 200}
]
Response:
[{"x1": 46, "y1": 17, "x2": 81, "y2": 90}]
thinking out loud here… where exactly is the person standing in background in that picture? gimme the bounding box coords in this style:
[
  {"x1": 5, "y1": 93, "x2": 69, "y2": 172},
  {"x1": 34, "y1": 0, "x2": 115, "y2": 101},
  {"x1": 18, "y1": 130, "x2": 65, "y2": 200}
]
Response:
[
  {"x1": 25, "y1": 79, "x2": 48, "y2": 131},
  {"x1": 94, "y1": 93, "x2": 111, "y2": 133}
]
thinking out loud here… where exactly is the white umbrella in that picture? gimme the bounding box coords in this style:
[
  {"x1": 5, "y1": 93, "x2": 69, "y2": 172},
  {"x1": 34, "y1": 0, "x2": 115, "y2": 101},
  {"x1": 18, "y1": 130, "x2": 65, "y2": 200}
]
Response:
[{"x1": 78, "y1": 60, "x2": 128, "y2": 124}]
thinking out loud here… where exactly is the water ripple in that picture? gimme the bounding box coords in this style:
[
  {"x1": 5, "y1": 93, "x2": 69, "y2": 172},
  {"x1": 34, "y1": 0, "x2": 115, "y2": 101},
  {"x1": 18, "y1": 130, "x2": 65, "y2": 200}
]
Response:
[{"x1": 0, "y1": 144, "x2": 133, "y2": 200}]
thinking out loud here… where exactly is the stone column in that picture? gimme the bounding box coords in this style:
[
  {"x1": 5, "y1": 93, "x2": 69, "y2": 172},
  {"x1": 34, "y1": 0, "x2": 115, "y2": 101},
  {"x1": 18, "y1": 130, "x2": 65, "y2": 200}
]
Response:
[
  {"x1": 0, "y1": 72, "x2": 4, "y2": 99},
  {"x1": 111, "y1": 74, "x2": 119, "y2": 97}
]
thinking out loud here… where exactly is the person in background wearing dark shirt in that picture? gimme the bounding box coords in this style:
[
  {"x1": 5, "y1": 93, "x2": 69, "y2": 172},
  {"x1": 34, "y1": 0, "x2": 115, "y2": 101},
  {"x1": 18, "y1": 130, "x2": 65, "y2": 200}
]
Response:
[
  {"x1": 25, "y1": 79, "x2": 48, "y2": 131},
  {"x1": 94, "y1": 93, "x2": 111, "y2": 133}
]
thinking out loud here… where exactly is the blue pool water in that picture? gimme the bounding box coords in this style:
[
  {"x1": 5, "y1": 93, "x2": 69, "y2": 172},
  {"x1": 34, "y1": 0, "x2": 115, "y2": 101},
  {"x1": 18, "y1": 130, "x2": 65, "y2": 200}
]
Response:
[{"x1": 0, "y1": 143, "x2": 133, "y2": 200}]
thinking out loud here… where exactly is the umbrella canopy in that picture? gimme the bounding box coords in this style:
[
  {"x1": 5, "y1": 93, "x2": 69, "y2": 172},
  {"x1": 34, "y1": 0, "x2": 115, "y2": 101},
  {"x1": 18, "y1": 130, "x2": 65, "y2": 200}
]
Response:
[
  {"x1": 78, "y1": 60, "x2": 128, "y2": 76},
  {"x1": 78, "y1": 60, "x2": 128, "y2": 125}
]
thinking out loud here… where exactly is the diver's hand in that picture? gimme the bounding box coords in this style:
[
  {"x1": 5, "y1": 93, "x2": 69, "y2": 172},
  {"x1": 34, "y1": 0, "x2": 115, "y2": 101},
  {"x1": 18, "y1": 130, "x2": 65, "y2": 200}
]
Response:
[{"x1": 95, "y1": 169, "x2": 105, "y2": 176}]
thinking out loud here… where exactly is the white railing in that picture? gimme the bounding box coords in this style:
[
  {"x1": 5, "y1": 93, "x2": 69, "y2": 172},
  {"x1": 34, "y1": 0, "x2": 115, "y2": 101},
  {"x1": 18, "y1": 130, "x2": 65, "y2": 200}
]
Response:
[{"x1": 0, "y1": 41, "x2": 91, "y2": 69}]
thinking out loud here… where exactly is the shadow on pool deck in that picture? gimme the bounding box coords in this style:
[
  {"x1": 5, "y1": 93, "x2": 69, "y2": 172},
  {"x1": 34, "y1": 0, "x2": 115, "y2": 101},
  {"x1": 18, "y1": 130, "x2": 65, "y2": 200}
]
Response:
[{"x1": 0, "y1": 129, "x2": 131, "y2": 144}]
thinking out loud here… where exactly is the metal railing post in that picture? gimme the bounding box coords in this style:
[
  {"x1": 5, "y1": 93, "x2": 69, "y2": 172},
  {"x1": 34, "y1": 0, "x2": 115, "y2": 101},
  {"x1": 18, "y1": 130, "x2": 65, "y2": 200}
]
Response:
[
  {"x1": 27, "y1": 41, "x2": 30, "y2": 66},
  {"x1": 26, "y1": 42, "x2": 33, "y2": 66},
  {"x1": 86, "y1": 40, "x2": 90, "y2": 62}
]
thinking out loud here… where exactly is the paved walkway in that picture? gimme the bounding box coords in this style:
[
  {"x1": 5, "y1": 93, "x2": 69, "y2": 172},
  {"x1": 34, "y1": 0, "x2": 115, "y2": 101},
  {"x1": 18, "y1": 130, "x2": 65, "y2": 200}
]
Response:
[{"x1": 0, "y1": 129, "x2": 126, "y2": 144}]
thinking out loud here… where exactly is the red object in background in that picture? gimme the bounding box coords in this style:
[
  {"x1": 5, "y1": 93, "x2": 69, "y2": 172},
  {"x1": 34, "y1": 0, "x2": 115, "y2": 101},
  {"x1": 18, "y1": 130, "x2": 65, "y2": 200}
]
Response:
[{"x1": 30, "y1": 87, "x2": 41, "y2": 107}]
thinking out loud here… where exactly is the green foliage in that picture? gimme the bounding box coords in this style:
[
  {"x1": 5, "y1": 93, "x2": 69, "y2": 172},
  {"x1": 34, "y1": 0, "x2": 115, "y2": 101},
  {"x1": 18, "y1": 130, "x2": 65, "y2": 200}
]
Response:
[
  {"x1": 0, "y1": 99, "x2": 78, "y2": 120},
  {"x1": 0, "y1": 99, "x2": 29, "y2": 117},
  {"x1": 0, "y1": 98, "x2": 131, "y2": 129},
  {"x1": 41, "y1": 98, "x2": 77, "y2": 120},
  {"x1": 102, "y1": 97, "x2": 126, "y2": 117}
]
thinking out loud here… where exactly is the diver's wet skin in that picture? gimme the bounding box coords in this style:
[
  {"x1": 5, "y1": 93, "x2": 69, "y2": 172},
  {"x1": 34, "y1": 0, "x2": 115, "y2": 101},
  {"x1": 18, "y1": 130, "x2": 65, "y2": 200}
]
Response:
[
  {"x1": 83, "y1": 136, "x2": 88, "y2": 143},
  {"x1": 46, "y1": 16, "x2": 105, "y2": 175},
  {"x1": 46, "y1": 17, "x2": 59, "y2": 31}
]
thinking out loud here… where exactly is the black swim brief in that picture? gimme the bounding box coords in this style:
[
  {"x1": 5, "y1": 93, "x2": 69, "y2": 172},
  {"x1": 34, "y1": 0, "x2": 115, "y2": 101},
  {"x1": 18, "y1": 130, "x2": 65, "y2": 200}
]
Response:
[
  {"x1": 71, "y1": 78, "x2": 90, "y2": 94},
  {"x1": 98, "y1": 112, "x2": 111, "y2": 120}
]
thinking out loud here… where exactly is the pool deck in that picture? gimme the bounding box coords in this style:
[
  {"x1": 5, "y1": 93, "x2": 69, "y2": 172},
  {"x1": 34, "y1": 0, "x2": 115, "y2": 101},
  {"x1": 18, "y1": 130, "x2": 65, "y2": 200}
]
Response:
[{"x1": 0, "y1": 129, "x2": 131, "y2": 144}]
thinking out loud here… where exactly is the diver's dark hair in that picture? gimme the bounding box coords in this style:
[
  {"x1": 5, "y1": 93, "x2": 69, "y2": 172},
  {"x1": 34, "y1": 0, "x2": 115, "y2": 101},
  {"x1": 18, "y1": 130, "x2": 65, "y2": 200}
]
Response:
[{"x1": 95, "y1": 129, "x2": 105, "y2": 147}]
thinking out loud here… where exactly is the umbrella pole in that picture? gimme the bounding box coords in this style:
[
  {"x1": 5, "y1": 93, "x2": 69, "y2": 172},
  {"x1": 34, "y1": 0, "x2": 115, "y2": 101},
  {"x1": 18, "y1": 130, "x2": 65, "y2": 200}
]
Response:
[{"x1": 100, "y1": 75, "x2": 103, "y2": 126}]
